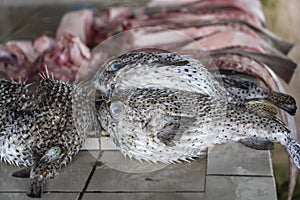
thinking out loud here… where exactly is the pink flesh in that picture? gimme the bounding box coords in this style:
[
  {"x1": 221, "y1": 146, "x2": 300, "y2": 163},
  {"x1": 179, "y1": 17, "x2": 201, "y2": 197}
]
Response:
[
  {"x1": 185, "y1": 0, "x2": 265, "y2": 24},
  {"x1": 0, "y1": 41, "x2": 40, "y2": 81},
  {"x1": 33, "y1": 35, "x2": 55, "y2": 54},
  {"x1": 41, "y1": 34, "x2": 92, "y2": 82},
  {"x1": 109, "y1": 7, "x2": 134, "y2": 23},
  {"x1": 91, "y1": 8, "x2": 134, "y2": 46},
  {"x1": 147, "y1": 0, "x2": 200, "y2": 7},
  {"x1": 137, "y1": 5, "x2": 262, "y2": 29},
  {"x1": 183, "y1": 30, "x2": 266, "y2": 53},
  {"x1": 147, "y1": 0, "x2": 265, "y2": 24},
  {"x1": 56, "y1": 9, "x2": 94, "y2": 45},
  {"x1": 5, "y1": 41, "x2": 39, "y2": 63}
]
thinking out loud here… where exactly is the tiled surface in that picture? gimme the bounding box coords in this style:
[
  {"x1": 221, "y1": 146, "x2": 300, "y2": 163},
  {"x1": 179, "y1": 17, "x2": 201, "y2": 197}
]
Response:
[
  {"x1": 0, "y1": 163, "x2": 29, "y2": 192},
  {"x1": 98, "y1": 150, "x2": 169, "y2": 173},
  {"x1": 1, "y1": 150, "x2": 98, "y2": 193},
  {"x1": 81, "y1": 192, "x2": 205, "y2": 200},
  {"x1": 0, "y1": 143, "x2": 277, "y2": 200},
  {"x1": 207, "y1": 143, "x2": 273, "y2": 176},
  {"x1": 88, "y1": 151, "x2": 206, "y2": 192},
  {"x1": 46, "y1": 151, "x2": 98, "y2": 192},
  {"x1": 0, "y1": 193, "x2": 80, "y2": 200},
  {"x1": 205, "y1": 176, "x2": 277, "y2": 200}
]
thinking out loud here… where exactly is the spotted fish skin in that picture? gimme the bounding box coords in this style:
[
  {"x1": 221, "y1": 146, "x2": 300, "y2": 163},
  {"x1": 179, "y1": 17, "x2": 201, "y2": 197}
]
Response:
[
  {"x1": 0, "y1": 79, "x2": 32, "y2": 109},
  {"x1": 220, "y1": 76, "x2": 297, "y2": 115},
  {"x1": 95, "y1": 51, "x2": 300, "y2": 168},
  {"x1": 96, "y1": 52, "x2": 297, "y2": 115},
  {"x1": 0, "y1": 77, "x2": 97, "y2": 198},
  {"x1": 0, "y1": 79, "x2": 33, "y2": 166},
  {"x1": 26, "y1": 78, "x2": 98, "y2": 198},
  {"x1": 103, "y1": 87, "x2": 298, "y2": 164},
  {"x1": 95, "y1": 51, "x2": 227, "y2": 99},
  {"x1": 0, "y1": 79, "x2": 33, "y2": 130}
]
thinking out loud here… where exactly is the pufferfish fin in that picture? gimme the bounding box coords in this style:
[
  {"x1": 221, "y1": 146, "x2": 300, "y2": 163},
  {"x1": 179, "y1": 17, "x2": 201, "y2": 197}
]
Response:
[
  {"x1": 12, "y1": 167, "x2": 31, "y2": 178},
  {"x1": 39, "y1": 146, "x2": 62, "y2": 164},
  {"x1": 245, "y1": 101, "x2": 278, "y2": 118},
  {"x1": 238, "y1": 101, "x2": 277, "y2": 151},
  {"x1": 146, "y1": 114, "x2": 194, "y2": 147},
  {"x1": 239, "y1": 138, "x2": 274, "y2": 150},
  {"x1": 156, "y1": 116, "x2": 183, "y2": 146}
]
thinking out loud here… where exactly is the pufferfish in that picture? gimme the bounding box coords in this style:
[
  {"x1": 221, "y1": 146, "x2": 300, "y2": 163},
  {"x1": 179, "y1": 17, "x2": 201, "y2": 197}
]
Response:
[
  {"x1": 94, "y1": 51, "x2": 300, "y2": 167},
  {"x1": 0, "y1": 76, "x2": 98, "y2": 198}
]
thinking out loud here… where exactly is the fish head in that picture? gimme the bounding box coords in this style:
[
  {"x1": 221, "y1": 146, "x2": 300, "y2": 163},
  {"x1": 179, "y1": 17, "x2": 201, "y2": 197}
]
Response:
[{"x1": 93, "y1": 56, "x2": 124, "y2": 97}]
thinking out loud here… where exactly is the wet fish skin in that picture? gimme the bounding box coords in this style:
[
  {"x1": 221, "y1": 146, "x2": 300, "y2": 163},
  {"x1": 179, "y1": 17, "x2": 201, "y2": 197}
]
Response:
[
  {"x1": 238, "y1": 101, "x2": 277, "y2": 150},
  {"x1": 0, "y1": 79, "x2": 34, "y2": 167}
]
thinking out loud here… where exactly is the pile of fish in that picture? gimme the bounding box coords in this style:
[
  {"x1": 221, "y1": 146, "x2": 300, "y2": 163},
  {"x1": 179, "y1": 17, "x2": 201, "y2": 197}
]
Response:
[
  {"x1": 95, "y1": 51, "x2": 298, "y2": 164},
  {"x1": 0, "y1": 0, "x2": 298, "y2": 198}
]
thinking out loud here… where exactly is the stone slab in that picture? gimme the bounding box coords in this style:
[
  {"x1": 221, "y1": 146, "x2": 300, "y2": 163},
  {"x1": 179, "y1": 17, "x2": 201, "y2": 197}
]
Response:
[
  {"x1": 87, "y1": 150, "x2": 206, "y2": 192},
  {"x1": 205, "y1": 175, "x2": 277, "y2": 200},
  {"x1": 207, "y1": 143, "x2": 273, "y2": 176}
]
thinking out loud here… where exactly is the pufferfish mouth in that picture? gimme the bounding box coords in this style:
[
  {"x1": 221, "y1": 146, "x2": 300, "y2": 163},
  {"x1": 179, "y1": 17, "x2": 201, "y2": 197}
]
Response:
[{"x1": 27, "y1": 179, "x2": 44, "y2": 198}]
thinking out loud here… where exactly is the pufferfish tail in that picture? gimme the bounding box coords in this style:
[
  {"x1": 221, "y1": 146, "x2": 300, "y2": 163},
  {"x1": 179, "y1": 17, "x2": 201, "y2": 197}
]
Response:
[{"x1": 286, "y1": 138, "x2": 300, "y2": 169}]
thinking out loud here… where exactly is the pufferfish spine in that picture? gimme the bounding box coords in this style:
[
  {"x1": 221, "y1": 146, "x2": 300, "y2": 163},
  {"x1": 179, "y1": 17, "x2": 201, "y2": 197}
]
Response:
[
  {"x1": 26, "y1": 77, "x2": 96, "y2": 198},
  {"x1": 0, "y1": 79, "x2": 33, "y2": 166},
  {"x1": 0, "y1": 76, "x2": 100, "y2": 198}
]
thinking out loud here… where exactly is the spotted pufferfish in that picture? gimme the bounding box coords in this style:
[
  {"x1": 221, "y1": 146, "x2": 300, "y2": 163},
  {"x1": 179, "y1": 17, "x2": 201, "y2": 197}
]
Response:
[
  {"x1": 0, "y1": 76, "x2": 98, "y2": 198},
  {"x1": 94, "y1": 51, "x2": 299, "y2": 167}
]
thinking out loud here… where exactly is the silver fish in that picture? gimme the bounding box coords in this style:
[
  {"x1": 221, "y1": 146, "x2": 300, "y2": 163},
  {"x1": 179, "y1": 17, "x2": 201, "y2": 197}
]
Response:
[{"x1": 94, "y1": 52, "x2": 300, "y2": 167}]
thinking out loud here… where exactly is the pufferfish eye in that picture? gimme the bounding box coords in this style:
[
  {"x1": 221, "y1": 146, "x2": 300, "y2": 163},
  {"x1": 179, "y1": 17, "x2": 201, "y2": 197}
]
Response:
[
  {"x1": 109, "y1": 101, "x2": 124, "y2": 119},
  {"x1": 107, "y1": 61, "x2": 124, "y2": 72}
]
